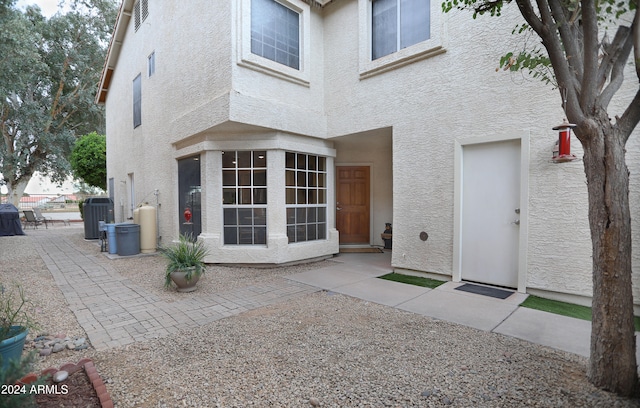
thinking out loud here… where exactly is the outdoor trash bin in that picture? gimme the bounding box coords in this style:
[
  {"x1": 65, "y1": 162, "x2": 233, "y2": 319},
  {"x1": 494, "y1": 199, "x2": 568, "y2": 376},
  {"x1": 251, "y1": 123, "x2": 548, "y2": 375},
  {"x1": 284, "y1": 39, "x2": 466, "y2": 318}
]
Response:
[
  {"x1": 115, "y1": 223, "x2": 140, "y2": 256},
  {"x1": 83, "y1": 197, "x2": 114, "y2": 239},
  {"x1": 105, "y1": 223, "x2": 123, "y2": 254}
]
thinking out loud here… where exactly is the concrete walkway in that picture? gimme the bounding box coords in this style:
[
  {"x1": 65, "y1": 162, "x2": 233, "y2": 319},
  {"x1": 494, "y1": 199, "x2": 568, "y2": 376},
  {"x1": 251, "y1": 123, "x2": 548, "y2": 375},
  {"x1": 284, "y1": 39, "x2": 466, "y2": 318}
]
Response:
[
  {"x1": 287, "y1": 251, "x2": 640, "y2": 362},
  {"x1": 28, "y1": 226, "x2": 639, "y2": 362}
]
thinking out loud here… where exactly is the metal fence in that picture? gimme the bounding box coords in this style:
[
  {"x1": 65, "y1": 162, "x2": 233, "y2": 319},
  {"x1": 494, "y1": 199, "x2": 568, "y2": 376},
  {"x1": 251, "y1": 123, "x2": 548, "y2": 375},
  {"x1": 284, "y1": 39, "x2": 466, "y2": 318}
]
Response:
[{"x1": 0, "y1": 194, "x2": 81, "y2": 211}]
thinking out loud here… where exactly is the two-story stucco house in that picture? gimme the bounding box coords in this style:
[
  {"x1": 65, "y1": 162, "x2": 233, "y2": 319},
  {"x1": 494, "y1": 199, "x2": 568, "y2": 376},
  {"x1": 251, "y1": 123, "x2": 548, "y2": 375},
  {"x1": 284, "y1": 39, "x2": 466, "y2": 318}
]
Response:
[{"x1": 97, "y1": 0, "x2": 640, "y2": 308}]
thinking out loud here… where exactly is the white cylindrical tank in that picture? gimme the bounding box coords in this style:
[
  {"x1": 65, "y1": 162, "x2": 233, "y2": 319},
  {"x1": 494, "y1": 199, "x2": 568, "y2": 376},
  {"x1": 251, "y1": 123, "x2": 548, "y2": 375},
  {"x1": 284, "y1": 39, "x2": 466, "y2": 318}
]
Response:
[
  {"x1": 139, "y1": 204, "x2": 157, "y2": 253},
  {"x1": 133, "y1": 206, "x2": 140, "y2": 224}
]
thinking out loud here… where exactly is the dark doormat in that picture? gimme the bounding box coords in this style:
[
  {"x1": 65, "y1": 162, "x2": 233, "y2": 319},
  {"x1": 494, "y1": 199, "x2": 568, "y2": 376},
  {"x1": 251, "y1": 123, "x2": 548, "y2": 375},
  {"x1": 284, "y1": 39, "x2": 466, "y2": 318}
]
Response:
[{"x1": 455, "y1": 283, "x2": 514, "y2": 299}]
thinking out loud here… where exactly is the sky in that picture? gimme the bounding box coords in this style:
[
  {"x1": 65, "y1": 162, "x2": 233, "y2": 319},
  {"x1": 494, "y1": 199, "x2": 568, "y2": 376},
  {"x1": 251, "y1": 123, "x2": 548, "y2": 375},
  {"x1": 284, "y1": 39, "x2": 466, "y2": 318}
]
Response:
[{"x1": 15, "y1": 0, "x2": 66, "y2": 17}]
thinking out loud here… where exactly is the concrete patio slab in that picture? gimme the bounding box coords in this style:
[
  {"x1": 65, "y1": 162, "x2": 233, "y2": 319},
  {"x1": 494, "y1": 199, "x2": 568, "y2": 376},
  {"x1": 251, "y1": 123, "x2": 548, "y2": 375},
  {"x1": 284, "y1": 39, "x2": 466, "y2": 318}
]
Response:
[
  {"x1": 330, "y1": 277, "x2": 431, "y2": 307},
  {"x1": 494, "y1": 307, "x2": 591, "y2": 357},
  {"x1": 397, "y1": 282, "x2": 521, "y2": 331},
  {"x1": 286, "y1": 266, "x2": 373, "y2": 290}
]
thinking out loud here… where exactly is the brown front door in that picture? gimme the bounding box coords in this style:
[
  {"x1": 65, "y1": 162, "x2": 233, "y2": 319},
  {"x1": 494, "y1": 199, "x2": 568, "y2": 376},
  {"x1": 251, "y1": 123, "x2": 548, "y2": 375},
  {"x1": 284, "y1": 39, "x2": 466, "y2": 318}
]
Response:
[{"x1": 336, "y1": 166, "x2": 370, "y2": 244}]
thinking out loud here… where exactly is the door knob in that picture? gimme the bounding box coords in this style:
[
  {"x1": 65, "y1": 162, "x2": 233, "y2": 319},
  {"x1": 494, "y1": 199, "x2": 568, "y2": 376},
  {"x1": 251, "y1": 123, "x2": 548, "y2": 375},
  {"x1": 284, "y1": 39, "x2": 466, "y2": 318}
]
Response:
[
  {"x1": 337, "y1": 207, "x2": 342, "y2": 211},
  {"x1": 512, "y1": 219, "x2": 520, "y2": 225}
]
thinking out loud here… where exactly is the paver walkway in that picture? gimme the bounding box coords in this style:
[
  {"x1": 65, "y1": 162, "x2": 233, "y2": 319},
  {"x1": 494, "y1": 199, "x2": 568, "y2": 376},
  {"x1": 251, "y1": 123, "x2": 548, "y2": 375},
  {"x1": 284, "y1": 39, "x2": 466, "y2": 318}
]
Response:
[{"x1": 30, "y1": 228, "x2": 318, "y2": 350}]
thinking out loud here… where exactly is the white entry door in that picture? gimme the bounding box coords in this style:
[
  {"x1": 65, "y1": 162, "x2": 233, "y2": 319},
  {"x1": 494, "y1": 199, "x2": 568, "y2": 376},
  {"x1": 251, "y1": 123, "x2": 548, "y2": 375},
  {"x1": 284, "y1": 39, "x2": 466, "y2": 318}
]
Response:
[{"x1": 461, "y1": 139, "x2": 521, "y2": 288}]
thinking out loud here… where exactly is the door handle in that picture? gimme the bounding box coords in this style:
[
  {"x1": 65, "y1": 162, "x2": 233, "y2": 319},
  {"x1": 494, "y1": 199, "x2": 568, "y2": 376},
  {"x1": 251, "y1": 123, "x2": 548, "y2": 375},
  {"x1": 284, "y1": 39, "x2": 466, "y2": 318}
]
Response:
[
  {"x1": 336, "y1": 207, "x2": 342, "y2": 211},
  {"x1": 511, "y1": 219, "x2": 520, "y2": 225}
]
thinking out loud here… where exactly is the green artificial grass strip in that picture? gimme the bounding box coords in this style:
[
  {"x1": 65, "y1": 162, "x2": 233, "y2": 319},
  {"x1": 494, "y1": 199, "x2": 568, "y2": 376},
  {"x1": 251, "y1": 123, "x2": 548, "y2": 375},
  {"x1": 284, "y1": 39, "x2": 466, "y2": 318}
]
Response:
[
  {"x1": 521, "y1": 295, "x2": 640, "y2": 331},
  {"x1": 378, "y1": 273, "x2": 446, "y2": 289}
]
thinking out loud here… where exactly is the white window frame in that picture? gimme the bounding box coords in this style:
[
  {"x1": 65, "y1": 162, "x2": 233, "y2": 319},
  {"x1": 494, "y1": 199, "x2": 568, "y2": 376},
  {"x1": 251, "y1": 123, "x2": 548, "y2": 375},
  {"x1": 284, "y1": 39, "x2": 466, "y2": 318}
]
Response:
[
  {"x1": 148, "y1": 51, "x2": 155, "y2": 77},
  {"x1": 358, "y1": 0, "x2": 446, "y2": 79},
  {"x1": 285, "y1": 152, "x2": 328, "y2": 243},
  {"x1": 237, "y1": 0, "x2": 311, "y2": 86},
  {"x1": 222, "y1": 151, "x2": 268, "y2": 245}
]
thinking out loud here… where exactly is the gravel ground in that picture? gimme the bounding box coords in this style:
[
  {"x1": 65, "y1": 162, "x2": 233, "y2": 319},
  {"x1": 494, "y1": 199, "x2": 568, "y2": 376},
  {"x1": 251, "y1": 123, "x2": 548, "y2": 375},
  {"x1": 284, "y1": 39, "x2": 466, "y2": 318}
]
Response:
[{"x1": 2, "y1": 228, "x2": 639, "y2": 407}]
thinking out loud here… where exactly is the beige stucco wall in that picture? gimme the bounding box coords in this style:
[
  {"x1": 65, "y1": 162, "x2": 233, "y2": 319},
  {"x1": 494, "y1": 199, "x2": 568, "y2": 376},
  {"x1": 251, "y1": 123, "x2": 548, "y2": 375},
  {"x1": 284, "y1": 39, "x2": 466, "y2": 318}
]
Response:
[
  {"x1": 105, "y1": 0, "x2": 639, "y2": 301},
  {"x1": 321, "y1": 0, "x2": 640, "y2": 303}
]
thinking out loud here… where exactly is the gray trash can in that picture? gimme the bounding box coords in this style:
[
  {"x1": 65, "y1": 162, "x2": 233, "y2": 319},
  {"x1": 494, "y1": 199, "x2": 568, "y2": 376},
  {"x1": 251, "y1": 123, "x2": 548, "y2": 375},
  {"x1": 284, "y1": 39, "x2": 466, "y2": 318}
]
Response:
[
  {"x1": 83, "y1": 197, "x2": 114, "y2": 239},
  {"x1": 116, "y1": 224, "x2": 140, "y2": 256}
]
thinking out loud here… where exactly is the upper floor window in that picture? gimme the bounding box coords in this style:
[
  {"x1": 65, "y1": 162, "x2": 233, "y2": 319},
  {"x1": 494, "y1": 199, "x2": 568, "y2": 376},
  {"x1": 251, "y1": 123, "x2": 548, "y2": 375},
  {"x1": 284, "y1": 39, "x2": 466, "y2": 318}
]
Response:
[
  {"x1": 148, "y1": 51, "x2": 155, "y2": 77},
  {"x1": 133, "y1": 74, "x2": 141, "y2": 128},
  {"x1": 134, "y1": 0, "x2": 149, "y2": 31},
  {"x1": 251, "y1": 0, "x2": 300, "y2": 70},
  {"x1": 372, "y1": 0, "x2": 430, "y2": 60}
]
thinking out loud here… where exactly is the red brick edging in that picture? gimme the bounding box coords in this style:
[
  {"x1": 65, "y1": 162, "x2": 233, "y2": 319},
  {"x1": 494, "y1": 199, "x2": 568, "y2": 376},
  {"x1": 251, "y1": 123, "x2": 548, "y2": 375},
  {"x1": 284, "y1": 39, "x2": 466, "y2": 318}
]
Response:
[{"x1": 17, "y1": 358, "x2": 113, "y2": 408}]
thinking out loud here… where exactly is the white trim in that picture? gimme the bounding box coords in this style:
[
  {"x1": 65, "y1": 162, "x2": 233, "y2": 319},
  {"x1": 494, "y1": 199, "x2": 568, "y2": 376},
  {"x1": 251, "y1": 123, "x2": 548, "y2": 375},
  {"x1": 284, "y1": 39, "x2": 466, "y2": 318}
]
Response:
[
  {"x1": 452, "y1": 133, "x2": 529, "y2": 293},
  {"x1": 237, "y1": 0, "x2": 311, "y2": 86}
]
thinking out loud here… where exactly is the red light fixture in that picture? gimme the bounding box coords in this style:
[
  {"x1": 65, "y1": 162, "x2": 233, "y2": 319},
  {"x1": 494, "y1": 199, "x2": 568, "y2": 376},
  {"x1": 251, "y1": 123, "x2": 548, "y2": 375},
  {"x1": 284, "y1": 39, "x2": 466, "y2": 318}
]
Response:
[{"x1": 552, "y1": 119, "x2": 578, "y2": 163}]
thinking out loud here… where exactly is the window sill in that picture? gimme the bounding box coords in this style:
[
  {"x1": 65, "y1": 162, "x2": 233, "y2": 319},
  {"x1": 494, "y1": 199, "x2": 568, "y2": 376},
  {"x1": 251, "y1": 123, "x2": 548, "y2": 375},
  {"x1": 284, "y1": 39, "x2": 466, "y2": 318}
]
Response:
[
  {"x1": 237, "y1": 56, "x2": 310, "y2": 87},
  {"x1": 360, "y1": 44, "x2": 446, "y2": 80}
]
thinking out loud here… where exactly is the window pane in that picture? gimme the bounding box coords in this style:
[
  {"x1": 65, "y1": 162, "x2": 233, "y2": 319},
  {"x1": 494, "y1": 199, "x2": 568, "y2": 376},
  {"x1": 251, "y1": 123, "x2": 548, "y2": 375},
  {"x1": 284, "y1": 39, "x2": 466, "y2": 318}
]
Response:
[
  {"x1": 224, "y1": 208, "x2": 237, "y2": 225},
  {"x1": 318, "y1": 189, "x2": 326, "y2": 204},
  {"x1": 287, "y1": 226, "x2": 296, "y2": 243},
  {"x1": 297, "y1": 153, "x2": 306, "y2": 169},
  {"x1": 133, "y1": 74, "x2": 142, "y2": 128},
  {"x1": 297, "y1": 171, "x2": 306, "y2": 187},
  {"x1": 286, "y1": 170, "x2": 295, "y2": 186},
  {"x1": 254, "y1": 208, "x2": 267, "y2": 225},
  {"x1": 308, "y1": 189, "x2": 317, "y2": 204},
  {"x1": 240, "y1": 188, "x2": 252, "y2": 204},
  {"x1": 318, "y1": 157, "x2": 326, "y2": 171},
  {"x1": 254, "y1": 227, "x2": 266, "y2": 244},
  {"x1": 296, "y1": 224, "x2": 307, "y2": 241},
  {"x1": 307, "y1": 224, "x2": 317, "y2": 241},
  {"x1": 286, "y1": 152, "x2": 296, "y2": 168},
  {"x1": 318, "y1": 223, "x2": 326, "y2": 239},
  {"x1": 307, "y1": 207, "x2": 316, "y2": 223},
  {"x1": 237, "y1": 151, "x2": 252, "y2": 168},
  {"x1": 253, "y1": 151, "x2": 267, "y2": 167},
  {"x1": 223, "y1": 170, "x2": 236, "y2": 186},
  {"x1": 296, "y1": 208, "x2": 306, "y2": 224},
  {"x1": 286, "y1": 188, "x2": 296, "y2": 204},
  {"x1": 237, "y1": 208, "x2": 252, "y2": 225},
  {"x1": 372, "y1": 0, "x2": 397, "y2": 59},
  {"x1": 254, "y1": 169, "x2": 266, "y2": 186},
  {"x1": 286, "y1": 208, "x2": 295, "y2": 224},
  {"x1": 222, "y1": 151, "x2": 236, "y2": 168},
  {"x1": 297, "y1": 189, "x2": 307, "y2": 204},
  {"x1": 224, "y1": 227, "x2": 238, "y2": 244},
  {"x1": 308, "y1": 172, "x2": 317, "y2": 187},
  {"x1": 318, "y1": 173, "x2": 326, "y2": 188},
  {"x1": 223, "y1": 189, "x2": 236, "y2": 205},
  {"x1": 254, "y1": 188, "x2": 267, "y2": 204},
  {"x1": 239, "y1": 227, "x2": 254, "y2": 244},
  {"x1": 308, "y1": 155, "x2": 317, "y2": 170},
  {"x1": 318, "y1": 207, "x2": 326, "y2": 222},
  {"x1": 238, "y1": 170, "x2": 251, "y2": 186},
  {"x1": 400, "y1": 0, "x2": 430, "y2": 49}
]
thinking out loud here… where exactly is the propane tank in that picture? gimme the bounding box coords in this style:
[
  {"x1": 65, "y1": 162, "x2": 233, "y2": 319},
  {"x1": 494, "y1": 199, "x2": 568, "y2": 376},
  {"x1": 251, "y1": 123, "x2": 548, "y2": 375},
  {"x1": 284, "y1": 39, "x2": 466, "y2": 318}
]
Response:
[
  {"x1": 138, "y1": 204, "x2": 157, "y2": 253},
  {"x1": 133, "y1": 206, "x2": 141, "y2": 224}
]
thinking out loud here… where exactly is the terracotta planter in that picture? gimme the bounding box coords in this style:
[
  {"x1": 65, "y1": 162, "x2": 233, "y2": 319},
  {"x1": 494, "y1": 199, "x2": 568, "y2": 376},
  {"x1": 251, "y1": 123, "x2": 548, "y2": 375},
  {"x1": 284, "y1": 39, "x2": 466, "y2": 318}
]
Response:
[
  {"x1": 169, "y1": 267, "x2": 201, "y2": 292},
  {"x1": 0, "y1": 326, "x2": 28, "y2": 370}
]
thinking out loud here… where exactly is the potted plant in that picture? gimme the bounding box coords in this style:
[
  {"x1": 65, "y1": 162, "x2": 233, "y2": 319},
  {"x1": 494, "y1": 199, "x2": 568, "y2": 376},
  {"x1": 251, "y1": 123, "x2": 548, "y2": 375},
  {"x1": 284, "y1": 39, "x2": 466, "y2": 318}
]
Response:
[
  {"x1": 162, "y1": 234, "x2": 210, "y2": 292},
  {"x1": 1, "y1": 283, "x2": 37, "y2": 370}
]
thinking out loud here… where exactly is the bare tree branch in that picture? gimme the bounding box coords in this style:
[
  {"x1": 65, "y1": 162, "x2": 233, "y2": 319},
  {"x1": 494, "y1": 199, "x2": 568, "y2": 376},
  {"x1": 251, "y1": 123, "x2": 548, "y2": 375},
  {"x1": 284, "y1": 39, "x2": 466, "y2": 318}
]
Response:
[
  {"x1": 616, "y1": 89, "x2": 640, "y2": 143},
  {"x1": 599, "y1": 26, "x2": 633, "y2": 108},
  {"x1": 633, "y1": 6, "x2": 639, "y2": 81},
  {"x1": 548, "y1": 0, "x2": 584, "y2": 82},
  {"x1": 579, "y1": 0, "x2": 600, "y2": 112}
]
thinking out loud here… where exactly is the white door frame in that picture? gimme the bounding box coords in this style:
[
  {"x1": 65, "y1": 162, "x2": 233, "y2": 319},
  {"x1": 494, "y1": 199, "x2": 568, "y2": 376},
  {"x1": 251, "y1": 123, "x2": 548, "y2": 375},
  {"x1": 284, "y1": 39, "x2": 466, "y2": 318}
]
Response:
[{"x1": 452, "y1": 133, "x2": 530, "y2": 293}]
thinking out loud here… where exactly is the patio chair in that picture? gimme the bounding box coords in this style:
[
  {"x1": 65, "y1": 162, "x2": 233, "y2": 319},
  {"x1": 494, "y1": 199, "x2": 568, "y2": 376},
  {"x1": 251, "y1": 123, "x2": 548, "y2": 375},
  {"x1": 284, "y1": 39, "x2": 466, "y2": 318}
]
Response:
[
  {"x1": 22, "y1": 210, "x2": 43, "y2": 229},
  {"x1": 33, "y1": 207, "x2": 51, "y2": 229}
]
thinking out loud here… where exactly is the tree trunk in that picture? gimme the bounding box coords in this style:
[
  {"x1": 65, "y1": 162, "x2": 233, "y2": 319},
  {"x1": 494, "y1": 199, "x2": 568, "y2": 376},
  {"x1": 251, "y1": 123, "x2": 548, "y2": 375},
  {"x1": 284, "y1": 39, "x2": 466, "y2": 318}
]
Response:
[
  {"x1": 581, "y1": 116, "x2": 638, "y2": 397},
  {"x1": 5, "y1": 178, "x2": 29, "y2": 208}
]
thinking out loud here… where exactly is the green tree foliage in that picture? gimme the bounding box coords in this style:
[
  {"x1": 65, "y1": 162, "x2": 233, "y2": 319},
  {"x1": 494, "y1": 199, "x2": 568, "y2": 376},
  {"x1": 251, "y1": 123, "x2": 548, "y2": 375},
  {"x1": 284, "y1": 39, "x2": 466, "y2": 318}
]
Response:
[
  {"x1": 70, "y1": 132, "x2": 106, "y2": 190},
  {"x1": 443, "y1": 0, "x2": 639, "y2": 397},
  {"x1": 0, "y1": 0, "x2": 117, "y2": 205}
]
